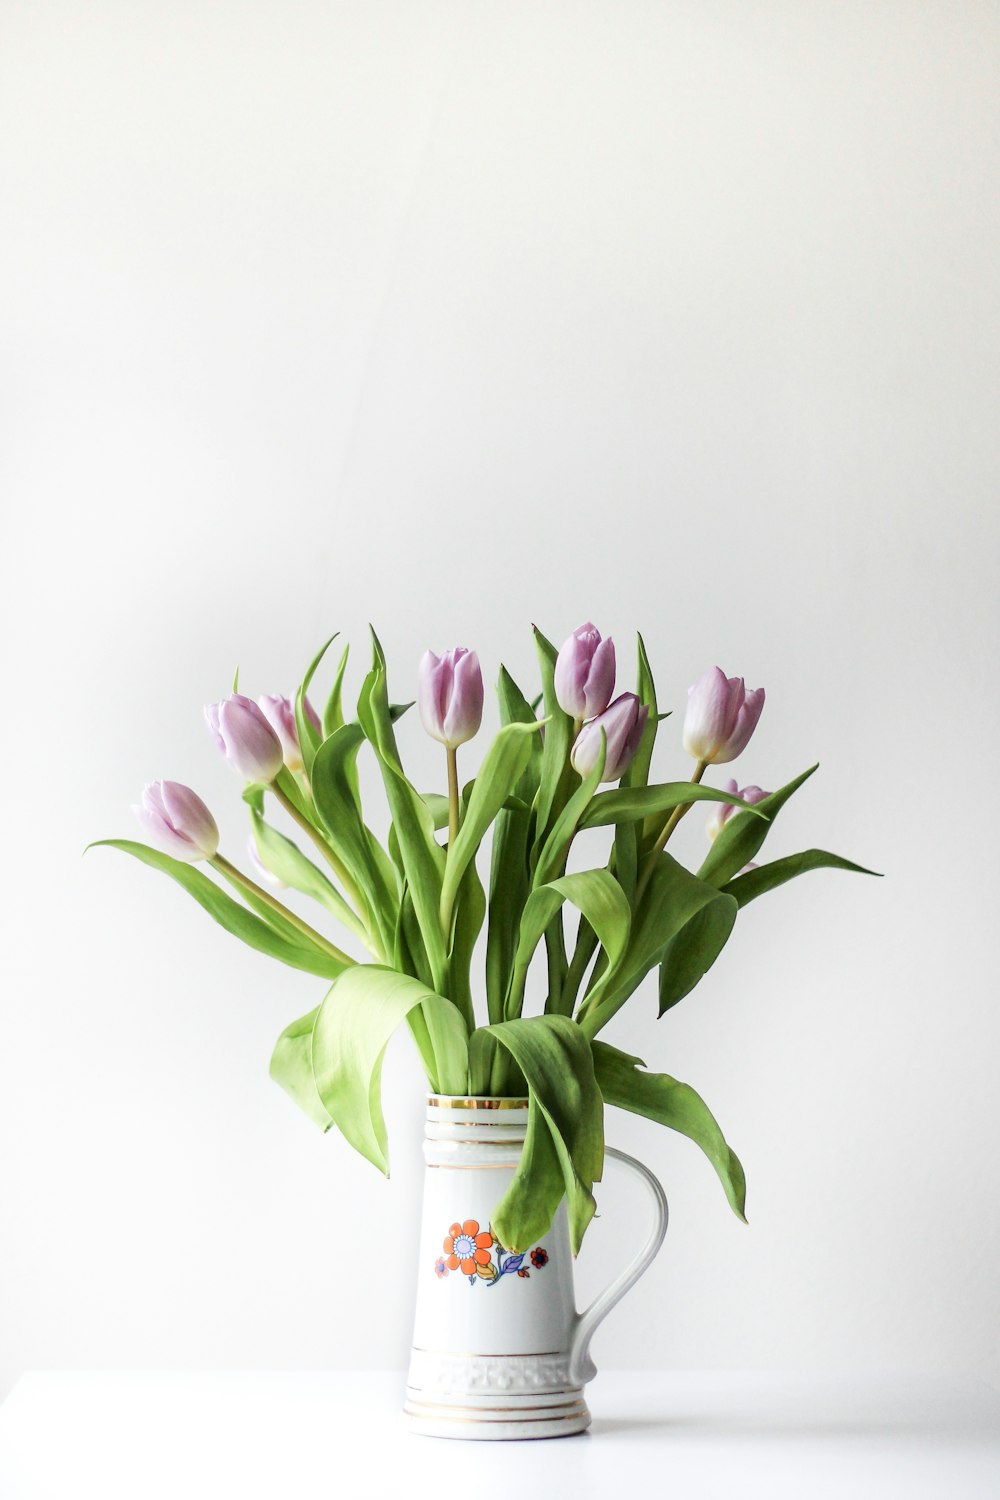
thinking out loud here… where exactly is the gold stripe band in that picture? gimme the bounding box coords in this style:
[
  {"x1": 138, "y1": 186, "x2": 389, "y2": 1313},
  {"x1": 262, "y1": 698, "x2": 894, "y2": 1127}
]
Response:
[
  {"x1": 427, "y1": 1097, "x2": 529, "y2": 1110},
  {"x1": 426, "y1": 1162, "x2": 517, "y2": 1170}
]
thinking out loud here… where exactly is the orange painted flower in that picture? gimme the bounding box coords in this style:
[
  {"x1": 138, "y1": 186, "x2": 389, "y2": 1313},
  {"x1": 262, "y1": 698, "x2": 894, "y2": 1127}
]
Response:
[{"x1": 443, "y1": 1219, "x2": 494, "y2": 1275}]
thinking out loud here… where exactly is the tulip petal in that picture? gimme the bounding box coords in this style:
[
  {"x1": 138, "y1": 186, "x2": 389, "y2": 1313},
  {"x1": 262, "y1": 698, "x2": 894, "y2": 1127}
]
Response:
[
  {"x1": 584, "y1": 635, "x2": 616, "y2": 719},
  {"x1": 716, "y1": 686, "x2": 765, "y2": 763},
  {"x1": 135, "y1": 780, "x2": 219, "y2": 861},
  {"x1": 443, "y1": 650, "x2": 484, "y2": 746}
]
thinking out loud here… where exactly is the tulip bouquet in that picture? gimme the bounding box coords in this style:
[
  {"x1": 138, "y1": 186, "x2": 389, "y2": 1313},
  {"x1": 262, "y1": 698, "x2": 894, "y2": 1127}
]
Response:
[{"x1": 94, "y1": 626, "x2": 875, "y2": 1253}]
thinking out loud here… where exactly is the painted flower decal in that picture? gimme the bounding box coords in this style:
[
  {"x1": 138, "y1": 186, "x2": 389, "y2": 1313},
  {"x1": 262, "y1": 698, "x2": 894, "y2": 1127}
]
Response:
[
  {"x1": 443, "y1": 1219, "x2": 494, "y2": 1275},
  {"x1": 434, "y1": 1218, "x2": 549, "y2": 1285}
]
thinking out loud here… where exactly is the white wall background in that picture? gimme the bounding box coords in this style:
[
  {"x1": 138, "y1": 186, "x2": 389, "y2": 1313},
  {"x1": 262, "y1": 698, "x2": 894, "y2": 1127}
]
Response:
[{"x1": 2, "y1": 1, "x2": 998, "y2": 1401}]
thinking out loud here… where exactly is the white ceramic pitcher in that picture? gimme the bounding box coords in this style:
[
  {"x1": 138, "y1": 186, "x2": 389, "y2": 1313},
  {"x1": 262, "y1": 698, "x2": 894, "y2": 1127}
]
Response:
[{"x1": 404, "y1": 1095, "x2": 669, "y2": 1439}]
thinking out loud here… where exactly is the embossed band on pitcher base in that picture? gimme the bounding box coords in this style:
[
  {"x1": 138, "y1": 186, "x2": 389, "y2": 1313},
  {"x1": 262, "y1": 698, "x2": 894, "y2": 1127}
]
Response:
[{"x1": 403, "y1": 1352, "x2": 590, "y2": 1440}]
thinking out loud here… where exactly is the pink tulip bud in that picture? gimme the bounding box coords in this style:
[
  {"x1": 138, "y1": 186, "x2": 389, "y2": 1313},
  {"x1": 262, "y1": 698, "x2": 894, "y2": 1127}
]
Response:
[
  {"x1": 417, "y1": 648, "x2": 484, "y2": 748},
  {"x1": 257, "y1": 694, "x2": 320, "y2": 773},
  {"x1": 135, "y1": 780, "x2": 219, "y2": 862},
  {"x1": 570, "y1": 692, "x2": 649, "y2": 783},
  {"x1": 554, "y1": 622, "x2": 616, "y2": 721},
  {"x1": 706, "y1": 780, "x2": 770, "y2": 841},
  {"x1": 205, "y1": 693, "x2": 284, "y2": 783},
  {"x1": 682, "y1": 667, "x2": 765, "y2": 764}
]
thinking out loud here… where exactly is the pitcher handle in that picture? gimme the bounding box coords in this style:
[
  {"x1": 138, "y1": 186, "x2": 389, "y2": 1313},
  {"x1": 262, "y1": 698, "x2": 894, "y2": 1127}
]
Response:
[{"x1": 567, "y1": 1145, "x2": 669, "y2": 1386}]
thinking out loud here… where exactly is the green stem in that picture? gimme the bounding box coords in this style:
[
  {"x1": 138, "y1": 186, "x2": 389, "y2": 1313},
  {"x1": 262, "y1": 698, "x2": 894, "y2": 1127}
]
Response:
[
  {"x1": 270, "y1": 780, "x2": 384, "y2": 959},
  {"x1": 211, "y1": 854, "x2": 356, "y2": 968},
  {"x1": 635, "y1": 759, "x2": 708, "y2": 901},
  {"x1": 446, "y1": 745, "x2": 460, "y2": 848}
]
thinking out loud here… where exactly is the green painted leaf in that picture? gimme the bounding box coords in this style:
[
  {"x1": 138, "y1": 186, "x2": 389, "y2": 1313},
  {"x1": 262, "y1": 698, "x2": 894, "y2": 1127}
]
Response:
[
  {"x1": 504, "y1": 870, "x2": 631, "y2": 1021},
  {"x1": 578, "y1": 852, "x2": 737, "y2": 1037},
  {"x1": 296, "y1": 634, "x2": 338, "y2": 777},
  {"x1": 581, "y1": 781, "x2": 768, "y2": 831},
  {"x1": 89, "y1": 840, "x2": 347, "y2": 979},
  {"x1": 722, "y1": 848, "x2": 882, "y2": 907},
  {"x1": 269, "y1": 1007, "x2": 333, "y2": 1131},
  {"x1": 657, "y1": 893, "x2": 738, "y2": 1014},
  {"x1": 593, "y1": 1040, "x2": 747, "y2": 1220},
  {"x1": 311, "y1": 966, "x2": 469, "y2": 1173},
  {"x1": 471, "y1": 1015, "x2": 604, "y2": 1252},
  {"x1": 698, "y1": 765, "x2": 818, "y2": 887},
  {"x1": 440, "y1": 720, "x2": 541, "y2": 933}
]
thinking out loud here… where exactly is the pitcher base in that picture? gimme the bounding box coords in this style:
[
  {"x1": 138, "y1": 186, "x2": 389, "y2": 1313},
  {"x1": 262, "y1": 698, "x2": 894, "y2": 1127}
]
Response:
[{"x1": 403, "y1": 1387, "x2": 591, "y2": 1440}]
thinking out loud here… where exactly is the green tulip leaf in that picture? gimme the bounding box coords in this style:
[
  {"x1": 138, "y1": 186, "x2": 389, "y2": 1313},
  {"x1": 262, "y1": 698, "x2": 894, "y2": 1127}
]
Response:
[
  {"x1": 89, "y1": 841, "x2": 347, "y2": 979},
  {"x1": 440, "y1": 720, "x2": 542, "y2": 934},
  {"x1": 311, "y1": 722, "x2": 400, "y2": 956},
  {"x1": 486, "y1": 667, "x2": 544, "y2": 1024},
  {"x1": 322, "y1": 641, "x2": 351, "y2": 739},
  {"x1": 504, "y1": 870, "x2": 631, "y2": 1021},
  {"x1": 296, "y1": 633, "x2": 338, "y2": 778},
  {"x1": 581, "y1": 781, "x2": 769, "y2": 831},
  {"x1": 421, "y1": 793, "x2": 451, "y2": 831},
  {"x1": 530, "y1": 627, "x2": 576, "y2": 852},
  {"x1": 269, "y1": 1007, "x2": 334, "y2": 1131},
  {"x1": 697, "y1": 764, "x2": 818, "y2": 887},
  {"x1": 592, "y1": 1040, "x2": 747, "y2": 1220},
  {"x1": 628, "y1": 631, "x2": 659, "y2": 792},
  {"x1": 578, "y1": 852, "x2": 737, "y2": 1037},
  {"x1": 657, "y1": 894, "x2": 739, "y2": 1014},
  {"x1": 311, "y1": 966, "x2": 469, "y2": 1174},
  {"x1": 358, "y1": 632, "x2": 447, "y2": 992},
  {"x1": 722, "y1": 848, "x2": 882, "y2": 907},
  {"x1": 533, "y1": 737, "x2": 605, "y2": 888},
  {"x1": 470, "y1": 1015, "x2": 604, "y2": 1252},
  {"x1": 249, "y1": 810, "x2": 370, "y2": 946}
]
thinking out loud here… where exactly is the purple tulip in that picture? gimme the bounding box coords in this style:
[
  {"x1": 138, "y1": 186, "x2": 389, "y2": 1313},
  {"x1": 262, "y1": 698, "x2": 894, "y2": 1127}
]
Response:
[
  {"x1": 205, "y1": 693, "x2": 284, "y2": 783},
  {"x1": 417, "y1": 648, "x2": 484, "y2": 748},
  {"x1": 706, "y1": 780, "x2": 771, "y2": 842},
  {"x1": 682, "y1": 667, "x2": 765, "y2": 765},
  {"x1": 258, "y1": 694, "x2": 320, "y2": 773},
  {"x1": 554, "y1": 622, "x2": 616, "y2": 721},
  {"x1": 135, "y1": 780, "x2": 219, "y2": 862},
  {"x1": 571, "y1": 692, "x2": 649, "y2": 783}
]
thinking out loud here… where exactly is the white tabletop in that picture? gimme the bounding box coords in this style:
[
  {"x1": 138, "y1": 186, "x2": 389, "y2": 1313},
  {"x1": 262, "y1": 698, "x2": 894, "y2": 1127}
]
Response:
[{"x1": 1, "y1": 1370, "x2": 998, "y2": 1499}]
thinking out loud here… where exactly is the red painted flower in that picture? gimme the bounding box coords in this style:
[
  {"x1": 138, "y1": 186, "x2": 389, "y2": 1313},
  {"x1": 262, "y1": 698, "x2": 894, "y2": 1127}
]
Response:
[
  {"x1": 530, "y1": 1247, "x2": 548, "y2": 1268},
  {"x1": 434, "y1": 1257, "x2": 449, "y2": 1278},
  {"x1": 443, "y1": 1220, "x2": 494, "y2": 1275}
]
